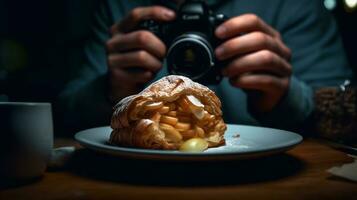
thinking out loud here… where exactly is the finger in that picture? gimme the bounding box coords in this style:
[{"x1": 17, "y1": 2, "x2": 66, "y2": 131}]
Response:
[
  {"x1": 215, "y1": 14, "x2": 279, "y2": 39},
  {"x1": 110, "y1": 68, "x2": 154, "y2": 85},
  {"x1": 106, "y1": 31, "x2": 166, "y2": 59},
  {"x1": 222, "y1": 50, "x2": 292, "y2": 78},
  {"x1": 276, "y1": 39, "x2": 291, "y2": 61},
  {"x1": 108, "y1": 51, "x2": 163, "y2": 72},
  {"x1": 230, "y1": 73, "x2": 290, "y2": 112},
  {"x1": 216, "y1": 32, "x2": 291, "y2": 60},
  {"x1": 111, "y1": 6, "x2": 175, "y2": 34},
  {"x1": 230, "y1": 73, "x2": 286, "y2": 93}
]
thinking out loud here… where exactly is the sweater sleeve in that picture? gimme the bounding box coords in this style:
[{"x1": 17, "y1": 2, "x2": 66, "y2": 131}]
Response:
[
  {"x1": 252, "y1": 0, "x2": 354, "y2": 130},
  {"x1": 55, "y1": 1, "x2": 114, "y2": 134}
]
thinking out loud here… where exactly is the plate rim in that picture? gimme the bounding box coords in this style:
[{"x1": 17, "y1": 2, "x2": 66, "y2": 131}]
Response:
[{"x1": 74, "y1": 124, "x2": 303, "y2": 160}]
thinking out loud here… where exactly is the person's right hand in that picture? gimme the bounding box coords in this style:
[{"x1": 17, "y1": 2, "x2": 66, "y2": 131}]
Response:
[{"x1": 106, "y1": 6, "x2": 176, "y2": 102}]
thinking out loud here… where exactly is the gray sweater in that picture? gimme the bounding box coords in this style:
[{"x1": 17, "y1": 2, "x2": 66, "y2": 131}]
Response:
[{"x1": 57, "y1": 0, "x2": 353, "y2": 134}]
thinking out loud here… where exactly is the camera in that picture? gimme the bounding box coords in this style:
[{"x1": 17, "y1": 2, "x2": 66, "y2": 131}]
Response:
[{"x1": 139, "y1": 0, "x2": 227, "y2": 85}]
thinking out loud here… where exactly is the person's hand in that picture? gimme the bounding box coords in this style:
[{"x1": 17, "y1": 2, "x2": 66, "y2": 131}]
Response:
[
  {"x1": 215, "y1": 14, "x2": 292, "y2": 112},
  {"x1": 106, "y1": 6, "x2": 176, "y2": 101}
]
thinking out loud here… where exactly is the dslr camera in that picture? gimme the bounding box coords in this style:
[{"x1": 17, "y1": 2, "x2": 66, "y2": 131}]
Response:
[{"x1": 140, "y1": 0, "x2": 227, "y2": 85}]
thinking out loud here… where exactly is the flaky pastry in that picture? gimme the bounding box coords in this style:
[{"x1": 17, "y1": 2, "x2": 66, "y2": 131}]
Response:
[{"x1": 110, "y1": 75, "x2": 226, "y2": 150}]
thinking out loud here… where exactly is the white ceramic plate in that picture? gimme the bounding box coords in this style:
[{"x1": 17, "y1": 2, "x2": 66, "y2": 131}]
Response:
[{"x1": 74, "y1": 124, "x2": 302, "y2": 161}]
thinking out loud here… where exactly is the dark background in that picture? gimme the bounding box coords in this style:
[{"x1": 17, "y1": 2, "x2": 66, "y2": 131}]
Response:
[
  {"x1": 0, "y1": 0, "x2": 96, "y2": 102},
  {"x1": 0, "y1": 0, "x2": 356, "y2": 103}
]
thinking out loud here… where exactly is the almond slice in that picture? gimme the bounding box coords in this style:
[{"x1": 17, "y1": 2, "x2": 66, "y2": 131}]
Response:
[
  {"x1": 184, "y1": 95, "x2": 205, "y2": 120},
  {"x1": 186, "y1": 95, "x2": 204, "y2": 108}
]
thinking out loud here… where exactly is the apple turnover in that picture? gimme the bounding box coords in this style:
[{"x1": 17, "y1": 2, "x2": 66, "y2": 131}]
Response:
[{"x1": 110, "y1": 75, "x2": 226, "y2": 150}]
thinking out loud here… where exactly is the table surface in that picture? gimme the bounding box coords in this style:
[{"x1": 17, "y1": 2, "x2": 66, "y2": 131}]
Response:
[{"x1": 1, "y1": 138, "x2": 356, "y2": 200}]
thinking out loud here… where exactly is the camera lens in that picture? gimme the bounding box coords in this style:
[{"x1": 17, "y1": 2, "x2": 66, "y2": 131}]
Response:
[{"x1": 167, "y1": 33, "x2": 214, "y2": 80}]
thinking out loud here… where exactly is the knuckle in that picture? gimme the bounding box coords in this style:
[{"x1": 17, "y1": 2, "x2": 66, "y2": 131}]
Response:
[
  {"x1": 224, "y1": 40, "x2": 236, "y2": 52},
  {"x1": 246, "y1": 14, "x2": 260, "y2": 25},
  {"x1": 105, "y1": 41, "x2": 113, "y2": 52},
  {"x1": 136, "y1": 31, "x2": 150, "y2": 44},
  {"x1": 254, "y1": 32, "x2": 268, "y2": 47},
  {"x1": 159, "y1": 45, "x2": 167, "y2": 58},
  {"x1": 282, "y1": 78, "x2": 290, "y2": 88},
  {"x1": 275, "y1": 31, "x2": 282, "y2": 39},
  {"x1": 130, "y1": 8, "x2": 141, "y2": 20},
  {"x1": 153, "y1": 61, "x2": 162, "y2": 70},
  {"x1": 225, "y1": 60, "x2": 242, "y2": 77},
  {"x1": 260, "y1": 50, "x2": 275, "y2": 65},
  {"x1": 108, "y1": 55, "x2": 118, "y2": 67},
  {"x1": 108, "y1": 55, "x2": 114, "y2": 63},
  {"x1": 136, "y1": 50, "x2": 148, "y2": 63},
  {"x1": 261, "y1": 76, "x2": 274, "y2": 87},
  {"x1": 285, "y1": 63, "x2": 293, "y2": 75},
  {"x1": 106, "y1": 35, "x2": 121, "y2": 52},
  {"x1": 230, "y1": 59, "x2": 240, "y2": 69},
  {"x1": 152, "y1": 6, "x2": 163, "y2": 15}
]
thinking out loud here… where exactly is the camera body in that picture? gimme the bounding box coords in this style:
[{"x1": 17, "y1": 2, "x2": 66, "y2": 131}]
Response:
[{"x1": 140, "y1": 0, "x2": 227, "y2": 85}]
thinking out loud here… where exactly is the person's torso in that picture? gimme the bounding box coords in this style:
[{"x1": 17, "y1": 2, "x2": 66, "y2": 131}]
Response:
[{"x1": 106, "y1": 0, "x2": 286, "y2": 125}]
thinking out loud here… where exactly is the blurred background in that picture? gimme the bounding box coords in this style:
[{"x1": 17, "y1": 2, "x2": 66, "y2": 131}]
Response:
[
  {"x1": 0, "y1": 0, "x2": 356, "y2": 103},
  {"x1": 0, "y1": 0, "x2": 96, "y2": 102}
]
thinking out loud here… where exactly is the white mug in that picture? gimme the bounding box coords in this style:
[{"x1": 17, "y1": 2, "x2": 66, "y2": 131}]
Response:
[{"x1": 0, "y1": 102, "x2": 53, "y2": 182}]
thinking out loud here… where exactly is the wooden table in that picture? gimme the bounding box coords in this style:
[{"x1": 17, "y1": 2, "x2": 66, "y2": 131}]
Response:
[{"x1": 1, "y1": 138, "x2": 356, "y2": 200}]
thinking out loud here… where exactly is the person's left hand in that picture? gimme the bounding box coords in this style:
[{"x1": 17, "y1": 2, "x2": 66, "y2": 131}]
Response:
[{"x1": 215, "y1": 14, "x2": 292, "y2": 112}]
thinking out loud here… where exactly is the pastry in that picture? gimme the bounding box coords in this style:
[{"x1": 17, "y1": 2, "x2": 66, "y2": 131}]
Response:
[{"x1": 110, "y1": 75, "x2": 226, "y2": 150}]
